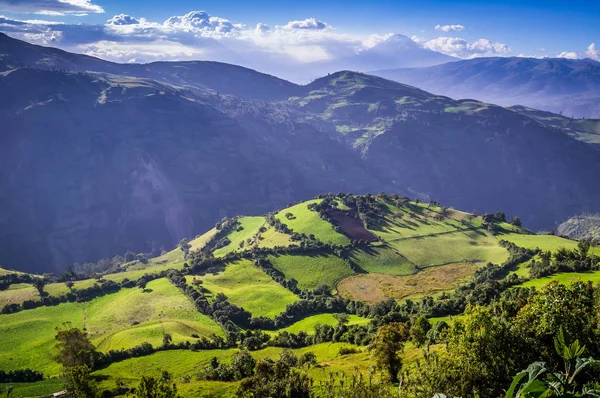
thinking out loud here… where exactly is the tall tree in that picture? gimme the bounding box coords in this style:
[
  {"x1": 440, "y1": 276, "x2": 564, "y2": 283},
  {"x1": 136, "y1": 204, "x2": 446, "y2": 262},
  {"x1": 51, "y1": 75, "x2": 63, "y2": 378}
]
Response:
[
  {"x1": 368, "y1": 322, "x2": 406, "y2": 383},
  {"x1": 54, "y1": 326, "x2": 98, "y2": 369}
]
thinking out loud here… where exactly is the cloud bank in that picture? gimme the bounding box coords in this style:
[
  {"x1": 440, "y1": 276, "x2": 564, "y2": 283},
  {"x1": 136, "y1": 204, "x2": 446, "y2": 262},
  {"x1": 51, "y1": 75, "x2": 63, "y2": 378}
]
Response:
[{"x1": 0, "y1": 0, "x2": 104, "y2": 15}]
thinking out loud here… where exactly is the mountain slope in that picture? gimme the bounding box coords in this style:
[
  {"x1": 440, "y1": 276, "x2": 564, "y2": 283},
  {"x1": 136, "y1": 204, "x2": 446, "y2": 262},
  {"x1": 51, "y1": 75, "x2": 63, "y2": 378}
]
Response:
[
  {"x1": 0, "y1": 32, "x2": 302, "y2": 101},
  {"x1": 373, "y1": 57, "x2": 600, "y2": 118},
  {"x1": 2, "y1": 35, "x2": 600, "y2": 273}
]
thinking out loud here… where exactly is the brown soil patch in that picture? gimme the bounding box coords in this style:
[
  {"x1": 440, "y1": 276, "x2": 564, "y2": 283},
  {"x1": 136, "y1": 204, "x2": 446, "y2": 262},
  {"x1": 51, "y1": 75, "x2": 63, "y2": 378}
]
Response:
[
  {"x1": 329, "y1": 210, "x2": 377, "y2": 242},
  {"x1": 337, "y1": 263, "x2": 475, "y2": 303}
]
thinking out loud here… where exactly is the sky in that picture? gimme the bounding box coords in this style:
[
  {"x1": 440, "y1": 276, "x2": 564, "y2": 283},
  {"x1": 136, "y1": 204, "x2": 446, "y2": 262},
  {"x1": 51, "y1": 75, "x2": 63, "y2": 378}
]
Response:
[{"x1": 0, "y1": 0, "x2": 598, "y2": 81}]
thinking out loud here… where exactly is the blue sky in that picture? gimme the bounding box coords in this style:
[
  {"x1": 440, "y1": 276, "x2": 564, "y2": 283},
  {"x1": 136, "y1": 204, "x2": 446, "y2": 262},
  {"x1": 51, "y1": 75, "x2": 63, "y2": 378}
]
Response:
[
  {"x1": 12, "y1": 0, "x2": 597, "y2": 55},
  {"x1": 0, "y1": 0, "x2": 598, "y2": 81}
]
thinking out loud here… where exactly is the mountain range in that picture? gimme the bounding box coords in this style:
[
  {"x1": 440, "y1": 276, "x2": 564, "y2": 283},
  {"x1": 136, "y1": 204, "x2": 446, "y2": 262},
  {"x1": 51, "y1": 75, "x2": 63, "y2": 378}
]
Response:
[
  {"x1": 1, "y1": 32, "x2": 600, "y2": 273},
  {"x1": 373, "y1": 57, "x2": 600, "y2": 118}
]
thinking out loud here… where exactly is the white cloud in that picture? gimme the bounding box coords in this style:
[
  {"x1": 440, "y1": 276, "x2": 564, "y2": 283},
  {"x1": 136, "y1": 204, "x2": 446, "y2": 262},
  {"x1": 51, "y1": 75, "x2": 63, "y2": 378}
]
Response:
[
  {"x1": 283, "y1": 18, "x2": 329, "y2": 30},
  {"x1": 412, "y1": 36, "x2": 511, "y2": 58},
  {"x1": 163, "y1": 11, "x2": 242, "y2": 33},
  {"x1": 0, "y1": 0, "x2": 103, "y2": 15},
  {"x1": 557, "y1": 51, "x2": 579, "y2": 59},
  {"x1": 435, "y1": 24, "x2": 465, "y2": 32},
  {"x1": 585, "y1": 43, "x2": 599, "y2": 59},
  {"x1": 107, "y1": 14, "x2": 139, "y2": 26}
]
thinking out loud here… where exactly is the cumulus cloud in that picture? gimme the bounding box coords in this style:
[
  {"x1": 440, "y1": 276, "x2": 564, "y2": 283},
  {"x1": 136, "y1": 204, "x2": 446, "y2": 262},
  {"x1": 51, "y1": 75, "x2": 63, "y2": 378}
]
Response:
[
  {"x1": 586, "y1": 43, "x2": 599, "y2": 59},
  {"x1": 163, "y1": 11, "x2": 242, "y2": 33},
  {"x1": 0, "y1": 9, "x2": 517, "y2": 81},
  {"x1": 107, "y1": 14, "x2": 139, "y2": 26},
  {"x1": 413, "y1": 35, "x2": 511, "y2": 58},
  {"x1": 435, "y1": 24, "x2": 465, "y2": 32},
  {"x1": 557, "y1": 51, "x2": 579, "y2": 59},
  {"x1": 283, "y1": 18, "x2": 329, "y2": 30},
  {"x1": 0, "y1": 0, "x2": 104, "y2": 15}
]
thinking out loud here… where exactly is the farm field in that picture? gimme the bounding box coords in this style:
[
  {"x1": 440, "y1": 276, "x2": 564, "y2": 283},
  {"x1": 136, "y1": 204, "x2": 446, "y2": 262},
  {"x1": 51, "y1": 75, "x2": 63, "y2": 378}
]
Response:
[
  {"x1": 338, "y1": 263, "x2": 475, "y2": 303},
  {"x1": 192, "y1": 259, "x2": 298, "y2": 318},
  {"x1": 266, "y1": 313, "x2": 371, "y2": 335},
  {"x1": 213, "y1": 216, "x2": 266, "y2": 257},
  {"x1": 268, "y1": 252, "x2": 354, "y2": 290},
  {"x1": 389, "y1": 229, "x2": 509, "y2": 267},
  {"x1": 0, "y1": 278, "x2": 223, "y2": 376},
  {"x1": 275, "y1": 200, "x2": 350, "y2": 245},
  {"x1": 348, "y1": 245, "x2": 417, "y2": 275}
]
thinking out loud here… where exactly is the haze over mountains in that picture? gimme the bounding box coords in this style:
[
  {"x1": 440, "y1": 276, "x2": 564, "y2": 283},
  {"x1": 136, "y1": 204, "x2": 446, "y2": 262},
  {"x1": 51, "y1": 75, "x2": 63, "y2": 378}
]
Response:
[
  {"x1": 374, "y1": 57, "x2": 600, "y2": 118},
  {"x1": 1, "y1": 32, "x2": 600, "y2": 273}
]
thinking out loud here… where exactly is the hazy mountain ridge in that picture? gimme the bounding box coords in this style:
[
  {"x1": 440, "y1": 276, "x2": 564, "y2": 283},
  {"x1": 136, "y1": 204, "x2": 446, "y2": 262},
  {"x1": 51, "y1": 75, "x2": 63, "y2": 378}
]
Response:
[
  {"x1": 1, "y1": 34, "x2": 600, "y2": 273},
  {"x1": 373, "y1": 57, "x2": 600, "y2": 118}
]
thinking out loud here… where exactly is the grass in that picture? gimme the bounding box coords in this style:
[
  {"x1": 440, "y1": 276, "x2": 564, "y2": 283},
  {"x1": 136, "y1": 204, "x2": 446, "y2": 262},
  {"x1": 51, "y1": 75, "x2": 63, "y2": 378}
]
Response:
[
  {"x1": 266, "y1": 314, "x2": 371, "y2": 335},
  {"x1": 189, "y1": 228, "x2": 218, "y2": 251},
  {"x1": 92, "y1": 341, "x2": 432, "y2": 397},
  {"x1": 275, "y1": 200, "x2": 350, "y2": 246},
  {"x1": 348, "y1": 245, "x2": 417, "y2": 276},
  {"x1": 192, "y1": 259, "x2": 298, "y2": 318},
  {"x1": 268, "y1": 253, "x2": 354, "y2": 290},
  {"x1": 338, "y1": 263, "x2": 475, "y2": 303},
  {"x1": 0, "y1": 278, "x2": 223, "y2": 376},
  {"x1": 0, "y1": 283, "x2": 38, "y2": 307},
  {"x1": 257, "y1": 225, "x2": 294, "y2": 248},
  {"x1": 213, "y1": 216, "x2": 266, "y2": 257},
  {"x1": 369, "y1": 203, "x2": 474, "y2": 241},
  {"x1": 389, "y1": 229, "x2": 509, "y2": 267},
  {"x1": 500, "y1": 233, "x2": 580, "y2": 252},
  {"x1": 4, "y1": 378, "x2": 65, "y2": 398},
  {"x1": 518, "y1": 271, "x2": 600, "y2": 289}
]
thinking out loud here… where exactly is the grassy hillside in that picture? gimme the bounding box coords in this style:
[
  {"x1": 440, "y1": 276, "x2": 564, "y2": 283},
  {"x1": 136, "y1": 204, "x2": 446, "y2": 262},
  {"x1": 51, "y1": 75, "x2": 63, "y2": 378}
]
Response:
[
  {"x1": 188, "y1": 259, "x2": 298, "y2": 318},
  {"x1": 1, "y1": 193, "x2": 599, "y2": 397}
]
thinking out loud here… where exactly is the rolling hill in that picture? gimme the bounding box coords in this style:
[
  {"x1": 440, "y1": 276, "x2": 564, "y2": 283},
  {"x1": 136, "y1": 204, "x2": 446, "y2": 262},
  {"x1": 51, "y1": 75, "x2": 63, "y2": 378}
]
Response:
[
  {"x1": 373, "y1": 57, "x2": 600, "y2": 118},
  {"x1": 2, "y1": 33, "x2": 600, "y2": 274},
  {"x1": 1, "y1": 193, "x2": 598, "y2": 397}
]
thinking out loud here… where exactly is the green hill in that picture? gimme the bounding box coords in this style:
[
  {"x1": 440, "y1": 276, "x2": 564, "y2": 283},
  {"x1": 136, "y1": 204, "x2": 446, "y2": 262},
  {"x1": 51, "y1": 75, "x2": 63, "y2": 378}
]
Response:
[{"x1": 1, "y1": 193, "x2": 599, "y2": 397}]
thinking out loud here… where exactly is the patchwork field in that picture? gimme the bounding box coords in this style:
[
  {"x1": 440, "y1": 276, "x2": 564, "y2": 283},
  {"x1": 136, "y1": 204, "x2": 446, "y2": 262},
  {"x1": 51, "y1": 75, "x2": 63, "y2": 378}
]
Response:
[
  {"x1": 213, "y1": 216, "x2": 266, "y2": 257},
  {"x1": 192, "y1": 259, "x2": 298, "y2": 318},
  {"x1": 348, "y1": 245, "x2": 417, "y2": 275},
  {"x1": 389, "y1": 229, "x2": 509, "y2": 267},
  {"x1": 268, "y1": 252, "x2": 354, "y2": 290},
  {"x1": 0, "y1": 278, "x2": 223, "y2": 376},
  {"x1": 266, "y1": 313, "x2": 371, "y2": 335},
  {"x1": 338, "y1": 263, "x2": 476, "y2": 303},
  {"x1": 275, "y1": 200, "x2": 350, "y2": 245}
]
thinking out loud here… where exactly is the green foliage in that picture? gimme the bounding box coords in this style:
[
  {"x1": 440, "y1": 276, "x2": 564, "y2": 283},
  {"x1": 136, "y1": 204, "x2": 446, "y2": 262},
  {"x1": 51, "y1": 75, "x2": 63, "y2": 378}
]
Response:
[
  {"x1": 367, "y1": 322, "x2": 406, "y2": 383},
  {"x1": 136, "y1": 371, "x2": 180, "y2": 398},
  {"x1": 410, "y1": 316, "x2": 432, "y2": 347},
  {"x1": 64, "y1": 365, "x2": 100, "y2": 398},
  {"x1": 54, "y1": 326, "x2": 98, "y2": 369}
]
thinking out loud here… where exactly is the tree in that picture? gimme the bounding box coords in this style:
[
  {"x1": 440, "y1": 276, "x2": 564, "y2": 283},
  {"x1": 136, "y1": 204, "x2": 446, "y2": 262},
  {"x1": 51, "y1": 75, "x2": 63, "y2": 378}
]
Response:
[
  {"x1": 63, "y1": 365, "x2": 100, "y2": 398},
  {"x1": 54, "y1": 327, "x2": 98, "y2": 369},
  {"x1": 124, "y1": 251, "x2": 136, "y2": 262},
  {"x1": 410, "y1": 316, "x2": 432, "y2": 347},
  {"x1": 510, "y1": 216, "x2": 522, "y2": 227},
  {"x1": 32, "y1": 278, "x2": 46, "y2": 297},
  {"x1": 136, "y1": 371, "x2": 180, "y2": 398},
  {"x1": 495, "y1": 211, "x2": 506, "y2": 222},
  {"x1": 230, "y1": 349, "x2": 256, "y2": 380},
  {"x1": 367, "y1": 322, "x2": 406, "y2": 383},
  {"x1": 64, "y1": 281, "x2": 75, "y2": 291},
  {"x1": 162, "y1": 333, "x2": 172, "y2": 348},
  {"x1": 179, "y1": 238, "x2": 191, "y2": 259},
  {"x1": 137, "y1": 278, "x2": 148, "y2": 292}
]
